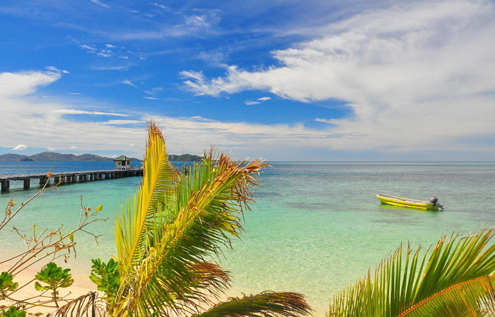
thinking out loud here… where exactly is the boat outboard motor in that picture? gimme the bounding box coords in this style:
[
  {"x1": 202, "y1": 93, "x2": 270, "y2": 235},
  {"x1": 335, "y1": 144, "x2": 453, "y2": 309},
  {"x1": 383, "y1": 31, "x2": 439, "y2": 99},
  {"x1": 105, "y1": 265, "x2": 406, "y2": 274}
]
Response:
[{"x1": 430, "y1": 197, "x2": 444, "y2": 210}]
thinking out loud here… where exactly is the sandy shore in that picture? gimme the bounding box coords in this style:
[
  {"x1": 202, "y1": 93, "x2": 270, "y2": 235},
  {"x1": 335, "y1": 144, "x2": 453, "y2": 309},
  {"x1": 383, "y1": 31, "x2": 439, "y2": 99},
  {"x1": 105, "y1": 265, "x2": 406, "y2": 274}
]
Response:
[
  {"x1": 0, "y1": 262, "x2": 98, "y2": 316},
  {"x1": 0, "y1": 263, "x2": 325, "y2": 317}
]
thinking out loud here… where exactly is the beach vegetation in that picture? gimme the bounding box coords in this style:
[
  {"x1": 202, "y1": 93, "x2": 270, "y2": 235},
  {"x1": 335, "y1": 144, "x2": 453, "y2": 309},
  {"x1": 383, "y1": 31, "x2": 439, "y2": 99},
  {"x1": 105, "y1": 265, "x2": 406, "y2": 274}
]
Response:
[
  {"x1": 327, "y1": 228, "x2": 495, "y2": 316},
  {"x1": 0, "y1": 272, "x2": 18, "y2": 295},
  {"x1": 0, "y1": 305, "x2": 25, "y2": 317},
  {"x1": 34, "y1": 262, "x2": 74, "y2": 308},
  {"x1": 88, "y1": 258, "x2": 120, "y2": 306},
  {"x1": 86, "y1": 122, "x2": 312, "y2": 317},
  {"x1": 0, "y1": 178, "x2": 107, "y2": 314}
]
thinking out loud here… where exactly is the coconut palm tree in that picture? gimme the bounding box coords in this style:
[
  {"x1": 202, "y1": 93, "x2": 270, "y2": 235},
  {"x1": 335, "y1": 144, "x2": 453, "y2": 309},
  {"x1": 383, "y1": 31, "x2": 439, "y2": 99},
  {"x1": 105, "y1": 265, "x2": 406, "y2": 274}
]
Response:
[
  {"x1": 84, "y1": 122, "x2": 312, "y2": 317},
  {"x1": 327, "y1": 228, "x2": 495, "y2": 317}
]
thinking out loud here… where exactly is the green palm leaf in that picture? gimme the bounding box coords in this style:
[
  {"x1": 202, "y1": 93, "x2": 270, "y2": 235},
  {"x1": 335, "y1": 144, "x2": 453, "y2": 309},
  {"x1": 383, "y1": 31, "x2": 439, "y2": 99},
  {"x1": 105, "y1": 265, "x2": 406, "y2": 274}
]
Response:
[
  {"x1": 399, "y1": 275, "x2": 495, "y2": 316},
  {"x1": 112, "y1": 124, "x2": 271, "y2": 317},
  {"x1": 328, "y1": 228, "x2": 495, "y2": 317},
  {"x1": 114, "y1": 122, "x2": 178, "y2": 270}
]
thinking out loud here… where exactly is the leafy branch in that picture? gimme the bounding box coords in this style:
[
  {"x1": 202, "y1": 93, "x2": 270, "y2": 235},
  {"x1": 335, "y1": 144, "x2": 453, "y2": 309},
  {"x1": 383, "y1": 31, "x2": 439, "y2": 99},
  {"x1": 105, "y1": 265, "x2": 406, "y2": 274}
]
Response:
[{"x1": 0, "y1": 176, "x2": 107, "y2": 313}]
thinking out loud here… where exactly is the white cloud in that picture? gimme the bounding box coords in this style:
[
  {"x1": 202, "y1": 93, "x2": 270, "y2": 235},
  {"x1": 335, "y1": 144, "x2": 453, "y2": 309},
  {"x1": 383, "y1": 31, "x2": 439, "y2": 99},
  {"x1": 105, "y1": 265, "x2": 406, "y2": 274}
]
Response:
[
  {"x1": 92, "y1": 65, "x2": 130, "y2": 71},
  {"x1": 180, "y1": 68, "x2": 250, "y2": 96},
  {"x1": 1, "y1": 67, "x2": 490, "y2": 161},
  {"x1": 0, "y1": 70, "x2": 62, "y2": 97},
  {"x1": 149, "y1": 114, "x2": 377, "y2": 160},
  {"x1": 181, "y1": 0, "x2": 495, "y2": 155},
  {"x1": 151, "y1": 3, "x2": 170, "y2": 11},
  {"x1": 45, "y1": 66, "x2": 69, "y2": 74},
  {"x1": 245, "y1": 96, "x2": 272, "y2": 105},
  {"x1": 0, "y1": 70, "x2": 147, "y2": 157},
  {"x1": 245, "y1": 101, "x2": 260, "y2": 106},
  {"x1": 184, "y1": 15, "x2": 210, "y2": 27},
  {"x1": 103, "y1": 120, "x2": 143, "y2": 125},
  {"x1": 198, "y1": 51, "x2": 226, "y2": 65},
  {"x1": 80, "y1": 44, "x2": 117, "y2": 58},
  {"x1": 144, "y1": 87, "x2": 164, "y2": 96},
  {"x1": 80, "y1": 44, "x2": 97, "y2": 53},
  {"x1": 315, "y1": 118, "x2": 332, "y2": 124},
  {"x1": 55, "y1": 109, "x2": 129, "y2": 117},
  {"x1": 12, "y1": 144, "x2": 27, "y2": 151},
  {"x1": 97, "y1": 49, "x2": 113, "y2": 57},
  {"x1": 123, "y1": 81, "x2": 163, "y2": 100},
  {"x1": 90, "y1": 0, "x2": 109, "y2": 9},
  {"x1": 123, "y1": 79, "x2": 138, "y2": 88}
]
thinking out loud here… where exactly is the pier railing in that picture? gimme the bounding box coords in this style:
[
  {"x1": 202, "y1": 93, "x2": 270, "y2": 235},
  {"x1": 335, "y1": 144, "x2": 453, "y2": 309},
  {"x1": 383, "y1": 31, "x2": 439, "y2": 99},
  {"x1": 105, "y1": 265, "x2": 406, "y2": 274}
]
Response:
[{"x1": 0, "y1": 169, "x2": 143, "y2": 192}]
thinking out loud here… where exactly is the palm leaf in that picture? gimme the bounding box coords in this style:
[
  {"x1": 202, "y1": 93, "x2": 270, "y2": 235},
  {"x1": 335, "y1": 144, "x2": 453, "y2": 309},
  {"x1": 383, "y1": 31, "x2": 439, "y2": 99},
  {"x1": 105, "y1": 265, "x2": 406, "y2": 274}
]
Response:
[
  {"x1": 112, "y1": 125, "x2": 269, "y2": 317},
  {"x1": 197, "y1": 292, "x2": 312, "y2": 317},
  {"x1": 399, "y1": 275, "x2": 495, "y2": 316},
  {"x1": 48, "y1": 291, "x2": 105, "y2": 317},
  {"x1": 328, "y1": 228, "x2": 495, "y2": 317},
  {"x1": 114, "y1": 122, "x2": 178, "y2": 270}
]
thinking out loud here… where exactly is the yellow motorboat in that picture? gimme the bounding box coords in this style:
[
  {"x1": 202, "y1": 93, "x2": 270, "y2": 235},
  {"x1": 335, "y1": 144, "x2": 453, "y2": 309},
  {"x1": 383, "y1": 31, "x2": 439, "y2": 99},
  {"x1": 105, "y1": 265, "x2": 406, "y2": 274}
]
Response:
[{"x1": 376, "y1": 194, "x2": 444, "y2": 211}]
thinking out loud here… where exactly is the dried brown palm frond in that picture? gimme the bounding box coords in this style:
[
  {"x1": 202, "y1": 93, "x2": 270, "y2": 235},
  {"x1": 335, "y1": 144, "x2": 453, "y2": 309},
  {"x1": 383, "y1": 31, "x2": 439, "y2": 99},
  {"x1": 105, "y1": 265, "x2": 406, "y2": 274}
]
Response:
[{"x1": 47, "y1": 292, "x2": 105, "y2": 317}]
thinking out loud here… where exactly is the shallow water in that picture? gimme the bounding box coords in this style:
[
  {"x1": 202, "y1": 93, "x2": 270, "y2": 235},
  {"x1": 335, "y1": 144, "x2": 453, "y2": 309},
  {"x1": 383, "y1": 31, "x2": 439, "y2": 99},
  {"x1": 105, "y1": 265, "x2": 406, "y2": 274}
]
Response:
[{"x1": 1, "y1": 161, "x2": 494, "y2": 314}]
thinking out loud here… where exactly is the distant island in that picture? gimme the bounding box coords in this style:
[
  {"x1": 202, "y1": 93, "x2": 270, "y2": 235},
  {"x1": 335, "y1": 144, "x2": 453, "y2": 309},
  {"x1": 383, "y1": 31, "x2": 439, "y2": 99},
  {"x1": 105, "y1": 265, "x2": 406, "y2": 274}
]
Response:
[{"x1": 0, "y1": 151, "x2": 202, "y2": 162}]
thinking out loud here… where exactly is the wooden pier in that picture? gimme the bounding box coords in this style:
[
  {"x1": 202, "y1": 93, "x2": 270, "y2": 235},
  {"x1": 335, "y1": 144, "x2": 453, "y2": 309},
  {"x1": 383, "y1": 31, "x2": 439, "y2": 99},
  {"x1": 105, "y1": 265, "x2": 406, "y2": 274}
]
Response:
[{"x1": 0, "y1": 169, "x2": 143, "y2": 192}]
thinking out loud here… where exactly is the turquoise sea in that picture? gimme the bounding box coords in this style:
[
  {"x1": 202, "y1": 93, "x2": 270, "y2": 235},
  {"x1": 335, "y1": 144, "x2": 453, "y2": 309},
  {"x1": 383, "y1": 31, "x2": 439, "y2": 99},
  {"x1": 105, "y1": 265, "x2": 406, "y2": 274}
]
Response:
[{"x1": 1, "y1": 161, "x2": 495, "y2": 314}]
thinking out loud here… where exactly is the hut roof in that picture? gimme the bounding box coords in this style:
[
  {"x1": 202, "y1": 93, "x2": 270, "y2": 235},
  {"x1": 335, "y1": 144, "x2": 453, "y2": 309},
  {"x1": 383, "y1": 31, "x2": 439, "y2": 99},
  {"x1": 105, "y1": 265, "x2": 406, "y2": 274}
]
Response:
[{"x1": 113, "y1": 155, "x2": 132, "y2": 161}]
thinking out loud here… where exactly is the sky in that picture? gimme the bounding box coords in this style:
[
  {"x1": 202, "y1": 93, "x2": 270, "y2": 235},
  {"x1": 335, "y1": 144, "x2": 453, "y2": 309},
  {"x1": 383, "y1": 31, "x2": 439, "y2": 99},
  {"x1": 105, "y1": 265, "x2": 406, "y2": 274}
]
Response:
[{"x1": 0, "y1": 0, "x2": 494, "y2": 161}]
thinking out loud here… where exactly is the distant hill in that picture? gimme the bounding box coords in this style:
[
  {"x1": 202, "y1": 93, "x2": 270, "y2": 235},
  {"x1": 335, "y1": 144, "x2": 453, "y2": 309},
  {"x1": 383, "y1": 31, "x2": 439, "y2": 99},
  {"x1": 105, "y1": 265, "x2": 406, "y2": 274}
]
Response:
[
  {"x1": 0, "y1": 151, "x2": 202, "y2": 162},
  {"x1": 0, "y1": 154, "x2": 29, "y2": 161},
  {"x1": 168, "y1": 154, "x2": 203, "y2": 162},
  {"x1": 0, "y1": 152, "x2": 114, "y2": 162}
]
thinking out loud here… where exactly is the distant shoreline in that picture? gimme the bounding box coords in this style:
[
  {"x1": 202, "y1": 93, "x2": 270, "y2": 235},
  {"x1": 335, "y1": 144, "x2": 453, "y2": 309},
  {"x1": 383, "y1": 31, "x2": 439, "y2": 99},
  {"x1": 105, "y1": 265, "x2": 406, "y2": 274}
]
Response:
[{"x1": 0, "y1": 152, "x2": 202, "y2": 162}]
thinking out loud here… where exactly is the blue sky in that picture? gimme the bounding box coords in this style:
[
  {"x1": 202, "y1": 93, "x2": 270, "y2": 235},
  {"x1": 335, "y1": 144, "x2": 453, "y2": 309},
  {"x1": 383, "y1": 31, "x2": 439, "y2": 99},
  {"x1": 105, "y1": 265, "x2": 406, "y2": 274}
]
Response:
[{"x1": 0, "y1": 0, "x2": 494, "y2": 161}]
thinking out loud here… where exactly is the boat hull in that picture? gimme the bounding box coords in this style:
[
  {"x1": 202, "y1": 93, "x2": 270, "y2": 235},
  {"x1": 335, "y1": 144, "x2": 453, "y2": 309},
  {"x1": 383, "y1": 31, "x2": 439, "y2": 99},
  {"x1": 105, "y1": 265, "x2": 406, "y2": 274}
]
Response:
[{"x1": 376, "y1": 194, "x2": 439, "y2": 211}]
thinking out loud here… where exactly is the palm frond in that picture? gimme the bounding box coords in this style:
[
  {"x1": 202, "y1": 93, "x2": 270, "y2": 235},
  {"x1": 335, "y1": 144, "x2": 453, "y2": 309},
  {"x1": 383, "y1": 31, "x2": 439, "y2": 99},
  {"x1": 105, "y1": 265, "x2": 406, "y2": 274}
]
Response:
[
  {"x1": 112, "y1": 125, "x2": 269, "y2": 317},
  {"x1": 118, "y1": 153, "x2": 267, "y2": 316},
  {"x1": 48, "y1": 292, "x2": 105, "y2": 317},
  {"x1": 114, "y1": 122, "x2": 178, "y2": 271},
  {"x1": 188, "y1": 261, "x2": 232, "y2": 299},
  {"x1": 399, "y1": 275, "x2": 495, "y2": 317},
  {"x1": 166, "y1": 261, "x2": 233, "y2": 316},
  {"x1": 197, "y1": 292, "x2": 312, "y2": 317},
  {"x1": 328, "y1": 228, "x2": 495, "y2": 317}
]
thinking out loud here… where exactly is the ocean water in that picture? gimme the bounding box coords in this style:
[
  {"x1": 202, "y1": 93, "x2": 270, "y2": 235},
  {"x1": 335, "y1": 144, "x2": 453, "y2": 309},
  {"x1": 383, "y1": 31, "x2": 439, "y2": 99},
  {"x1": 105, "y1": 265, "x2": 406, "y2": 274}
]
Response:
[{"x1": 1, "y1": 161, "x2": 495, "y2": 314}]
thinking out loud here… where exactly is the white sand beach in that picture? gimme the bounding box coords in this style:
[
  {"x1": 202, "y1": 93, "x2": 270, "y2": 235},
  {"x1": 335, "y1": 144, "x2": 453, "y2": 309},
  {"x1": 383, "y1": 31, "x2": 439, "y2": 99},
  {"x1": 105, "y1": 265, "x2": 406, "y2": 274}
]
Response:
[{"x1": 0, "y1": 262, "x2": 98, "y2": 316}]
